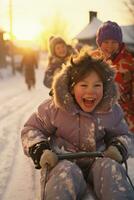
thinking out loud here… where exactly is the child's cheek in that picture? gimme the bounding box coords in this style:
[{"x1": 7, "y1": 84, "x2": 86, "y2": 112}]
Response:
[{"x1": 75, "y1": 94, "x2": 82, "y2": 102}]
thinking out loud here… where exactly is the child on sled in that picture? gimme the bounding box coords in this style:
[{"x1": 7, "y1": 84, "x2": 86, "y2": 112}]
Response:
[{"x1": 21, "y1": 52, "x2": 134, "y2": 200}]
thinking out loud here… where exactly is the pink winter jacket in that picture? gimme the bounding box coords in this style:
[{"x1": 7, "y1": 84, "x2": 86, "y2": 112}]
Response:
[{"x1": 21, "y1": 98, "x2": 132, "y2": 157}]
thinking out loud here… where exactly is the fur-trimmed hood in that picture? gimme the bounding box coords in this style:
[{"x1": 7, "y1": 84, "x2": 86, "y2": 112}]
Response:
[{"x1": 52, "y1": 56, "x2": 118, "y2": 114}]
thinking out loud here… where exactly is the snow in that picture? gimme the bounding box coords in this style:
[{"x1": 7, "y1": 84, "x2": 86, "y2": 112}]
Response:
[
  {"x1": 75, "y1": 18, "x2": 102, "y2": 40},
  {"x1": 0, "y1": 65, "x2": 134, "y2": 200},
  {"x1": 0, "y1": 66, "x2": 50, "y2": 200}
]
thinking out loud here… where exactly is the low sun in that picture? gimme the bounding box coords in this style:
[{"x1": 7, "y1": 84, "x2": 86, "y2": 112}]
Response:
[{"x1": 13, "y1": 23, "x2": 42, "y2": 41}]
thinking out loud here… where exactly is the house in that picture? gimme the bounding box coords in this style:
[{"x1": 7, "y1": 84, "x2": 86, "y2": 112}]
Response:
[
  {"x1": 75, "y1": 11, "x2": 134, "y2": 52},
  {"x1": 121, "y1": 24, "x2": 134, "y2": 52},
  {"x1": 75, "y1": 11, "x2": 102, "y2": 47}
]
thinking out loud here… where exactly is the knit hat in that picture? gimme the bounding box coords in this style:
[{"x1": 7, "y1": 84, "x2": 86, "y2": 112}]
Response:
[
  {"x1": 49, "y1": 36, "x2": 66, "y2": 56},
  {"x1": 96, "y1": 21, "x2": 123, "y2": 46}
]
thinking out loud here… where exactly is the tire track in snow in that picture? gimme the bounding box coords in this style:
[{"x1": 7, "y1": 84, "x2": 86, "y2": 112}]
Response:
[
  {"x1": 0, "y1": 68, "x2": 49, "y2": 200},
  {"x1": 0, "y1": 88, "x2": 45, "y2": 121}
]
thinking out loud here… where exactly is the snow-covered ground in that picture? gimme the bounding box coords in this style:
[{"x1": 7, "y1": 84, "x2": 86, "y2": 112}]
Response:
[
  {"x1": 0, "y1": 66, "x2": 50, "y2": 200},
  {"x1": 0, "y1": 64, "x2": 134, "y2": 200}
]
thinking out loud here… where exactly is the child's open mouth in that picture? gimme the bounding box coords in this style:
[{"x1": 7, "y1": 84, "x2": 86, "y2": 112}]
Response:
[{"x1": 83, "y1": 98, "x2": 96, "y2": 107}]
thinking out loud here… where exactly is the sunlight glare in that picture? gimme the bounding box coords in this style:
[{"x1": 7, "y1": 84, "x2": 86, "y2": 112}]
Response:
[
  {"x1": 13, "y1": 24, "x2": 41, "y2": 40},
  {"x1": 0, "y1": 0, "x2": 132, "y2": 43}
]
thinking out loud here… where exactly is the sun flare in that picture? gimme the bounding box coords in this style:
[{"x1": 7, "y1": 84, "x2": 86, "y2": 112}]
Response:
[
  {"x1": 13, "y1": 23, "x2": 42, "y2": 41},
  {"x1": 0, "y1": 0, "x2": 132, "y2": 46}
]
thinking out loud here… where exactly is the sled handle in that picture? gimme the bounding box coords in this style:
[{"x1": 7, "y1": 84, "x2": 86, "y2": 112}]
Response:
[{"x1": 57, "y1": 151, "x2": 104, "y2": 160}]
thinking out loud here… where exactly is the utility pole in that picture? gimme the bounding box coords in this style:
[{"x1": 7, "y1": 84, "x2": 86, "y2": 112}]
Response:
[{"x1": 9, "y1": 0, "x2": 15, "y2": 74}]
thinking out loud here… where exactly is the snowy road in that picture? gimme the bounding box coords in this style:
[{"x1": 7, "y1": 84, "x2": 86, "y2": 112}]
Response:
[
  {"x1": 0, "y1": 68, "x2": 49, "y2": 200},
  {"x1": 0, "y1": 67, "x2": 134, "y2": 200}
]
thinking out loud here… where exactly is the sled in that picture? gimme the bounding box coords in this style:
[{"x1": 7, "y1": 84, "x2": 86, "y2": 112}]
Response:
[{"x1": 40, "y1": 151, "x2": 103, "y2": 200}]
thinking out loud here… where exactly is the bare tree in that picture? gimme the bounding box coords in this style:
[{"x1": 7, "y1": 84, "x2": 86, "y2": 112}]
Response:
[
  {"x1": 40, "y1": 12, "x2": 69, "y2": 51},
  {"x1": 124, "y1": 0, "x2": 134, "y2": 18}
]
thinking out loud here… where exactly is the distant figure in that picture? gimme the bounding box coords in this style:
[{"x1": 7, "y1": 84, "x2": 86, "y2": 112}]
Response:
[
  {"x1": 0, "y1": 31, "x2": 7, "y2": 68},
  {"x1": 43, "y1": 36, "x2": 76, "y2": 88},
  {"x1": 91, "y1": 21, "x2": 134, "y2": 132},
  {"x1": 21, "y1": 49, "x2": 38, "y2": 90}
]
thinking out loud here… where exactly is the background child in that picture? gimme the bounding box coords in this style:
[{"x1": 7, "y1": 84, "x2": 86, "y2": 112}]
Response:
[
  {"x1": 21, "y1": 48, "x2": 38, "y2": 90},
  {"x1": 92, "y1": 21, "x2": 134, "y2": 132},
  {"x1": 43, "y1": 36, "x2": 76, "y2": 88},
  {"x1": 21, "y1": 53, "x2": 134, "y2": 200}
]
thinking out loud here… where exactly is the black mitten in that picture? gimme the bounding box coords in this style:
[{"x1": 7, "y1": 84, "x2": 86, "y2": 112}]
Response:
[{"x1": 29, "y1": 140, "x2": 51, "y2": 169}]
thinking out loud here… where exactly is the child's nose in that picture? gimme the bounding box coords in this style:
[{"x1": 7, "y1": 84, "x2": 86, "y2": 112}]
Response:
[
  {"x1": 107, "y1": 43, "x2": 114, "y2": 49},
  {"x1": 87, "y1": 86, "x2": 94, "y2": 93}
]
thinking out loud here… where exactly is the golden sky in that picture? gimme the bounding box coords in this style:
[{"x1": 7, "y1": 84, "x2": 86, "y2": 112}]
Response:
[{"x1": 0, "y1": 0, "x2": 133, "y2": 41}]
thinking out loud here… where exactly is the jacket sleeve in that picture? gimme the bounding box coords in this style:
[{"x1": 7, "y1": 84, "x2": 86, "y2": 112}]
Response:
[
  {"x1": 43, "y1": 58, "x2": 63, "y2": 88},
  {"x1": 21, "y1": 99, "x2": 57, "y2": 156},
  {"x1": 43, "y1": 64, "x2": 55, "y2": 88},
  {"x1": 104, "y1": 104, "x2": 134, "y2": 157}
]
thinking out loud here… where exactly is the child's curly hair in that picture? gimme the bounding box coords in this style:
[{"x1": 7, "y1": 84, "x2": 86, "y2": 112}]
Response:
[
  {"x1": 52, "y1": 51, "x2": 118, "y2": 112},
  {"x1": 69, "y1": 52, "x2": 115, "y2": 91}
]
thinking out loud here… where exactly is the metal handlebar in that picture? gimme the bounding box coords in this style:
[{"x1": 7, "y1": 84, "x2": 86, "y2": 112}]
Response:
[{"x1": 57, "y1": 151, "x2": 104, "y2": 160}]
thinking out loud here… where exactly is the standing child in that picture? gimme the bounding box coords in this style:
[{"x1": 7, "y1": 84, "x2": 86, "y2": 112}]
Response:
[
  {"x1": 43, "y1": 36, "x2": 76, "y2": 88},
  {"x1": 92, "y1": 21, "x2": 134, "y2": 132},
  {"x1": 21, "y1": 53, "x2": 134, "y2": 200},
  {"x1": 21, "y1": 48, "x2": 38, "y2": 90}
]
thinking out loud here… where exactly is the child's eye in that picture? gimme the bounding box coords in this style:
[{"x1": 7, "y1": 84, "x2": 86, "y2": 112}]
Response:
[
  {"x1": 80, "y1": 84, "x2": 87, "y2": 87},
  {"x1": 103, "y1": 41, "x2": 109, "y2": 44},
  {"x1": 94, "y1": 83, "x2": 102, "y2": 87}
]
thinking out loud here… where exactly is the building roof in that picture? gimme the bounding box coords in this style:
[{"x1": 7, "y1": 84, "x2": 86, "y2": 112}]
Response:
[
  {"x1": 121, "y1": 24, "x2": 134, "y2": 44},
  {"x1": 75, "y1": 18, "x2": 102, "y2": 40}
]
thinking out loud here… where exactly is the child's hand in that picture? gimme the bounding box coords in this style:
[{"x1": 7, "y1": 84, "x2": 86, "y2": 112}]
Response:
[
  {"x1": 104, "y1": 146, "x2": 122, "y2": 163},
  {"x1": 40, "y1": 150, "x2": 58, "y2": 169}
]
